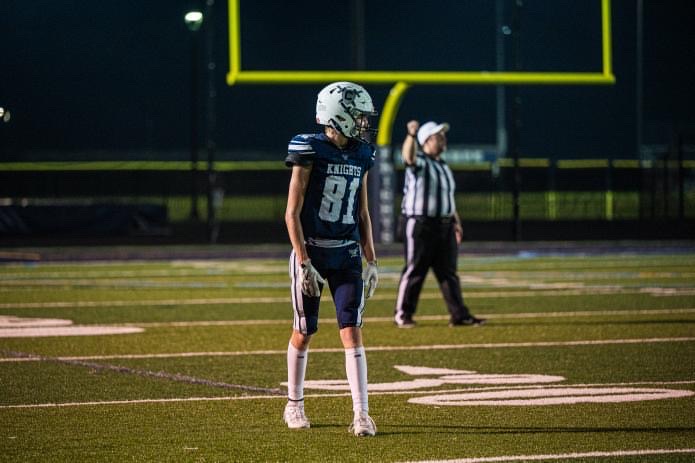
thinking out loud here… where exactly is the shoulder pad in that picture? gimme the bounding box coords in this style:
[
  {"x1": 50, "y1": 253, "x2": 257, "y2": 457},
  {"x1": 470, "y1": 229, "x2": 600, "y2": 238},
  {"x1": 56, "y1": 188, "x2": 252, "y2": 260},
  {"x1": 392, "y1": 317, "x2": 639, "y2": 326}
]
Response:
[
  {"x1": 286, "y1": 133, "x2": 319, "y2": 167},
  {"x1": 288, "y1": 134, "x2": 318, "y2": 155}
]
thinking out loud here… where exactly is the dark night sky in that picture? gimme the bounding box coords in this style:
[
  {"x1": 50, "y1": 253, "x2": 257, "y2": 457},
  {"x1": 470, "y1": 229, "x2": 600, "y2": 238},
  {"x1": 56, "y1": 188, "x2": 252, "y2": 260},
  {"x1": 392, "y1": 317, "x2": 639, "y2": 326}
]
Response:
[{"x1": 1, "y1": 0, "x2": 694, "y2": 160}]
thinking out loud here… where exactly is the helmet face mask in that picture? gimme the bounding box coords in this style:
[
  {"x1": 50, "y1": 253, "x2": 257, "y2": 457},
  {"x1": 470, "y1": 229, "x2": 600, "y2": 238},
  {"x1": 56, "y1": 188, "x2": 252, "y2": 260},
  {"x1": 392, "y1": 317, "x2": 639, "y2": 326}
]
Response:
[{"x1": 316, "y1": 82, "x2": 378, "y2": 143}]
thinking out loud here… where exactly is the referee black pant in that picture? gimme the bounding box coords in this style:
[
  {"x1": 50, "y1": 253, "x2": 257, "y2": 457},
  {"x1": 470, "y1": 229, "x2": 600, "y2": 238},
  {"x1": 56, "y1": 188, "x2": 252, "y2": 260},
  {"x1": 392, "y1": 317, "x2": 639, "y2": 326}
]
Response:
[{"x1": 395, "y1": 216, "x2": 472, "y2": 324}]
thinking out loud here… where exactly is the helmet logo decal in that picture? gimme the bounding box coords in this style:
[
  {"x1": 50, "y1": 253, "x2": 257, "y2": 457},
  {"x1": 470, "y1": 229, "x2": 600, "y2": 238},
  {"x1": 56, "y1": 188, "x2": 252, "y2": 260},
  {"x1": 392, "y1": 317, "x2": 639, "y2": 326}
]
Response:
[{"x1": 340, "y1": 88, "x2": 359, "y2": 106}]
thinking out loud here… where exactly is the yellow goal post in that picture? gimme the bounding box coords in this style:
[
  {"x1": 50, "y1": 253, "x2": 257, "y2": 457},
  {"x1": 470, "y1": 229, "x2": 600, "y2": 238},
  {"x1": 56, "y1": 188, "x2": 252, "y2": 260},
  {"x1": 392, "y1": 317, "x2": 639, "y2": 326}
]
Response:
[{"x1": 226, "y1": 0, "x2": 614, "y2": 146}]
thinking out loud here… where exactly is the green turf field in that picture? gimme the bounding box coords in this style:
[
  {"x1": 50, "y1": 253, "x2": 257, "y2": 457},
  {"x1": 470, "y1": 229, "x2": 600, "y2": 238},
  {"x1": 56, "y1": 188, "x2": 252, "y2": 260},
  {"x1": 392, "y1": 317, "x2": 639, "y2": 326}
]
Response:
[{"x1": 1, "y1": 248, "x2": 694, "y2": 462}]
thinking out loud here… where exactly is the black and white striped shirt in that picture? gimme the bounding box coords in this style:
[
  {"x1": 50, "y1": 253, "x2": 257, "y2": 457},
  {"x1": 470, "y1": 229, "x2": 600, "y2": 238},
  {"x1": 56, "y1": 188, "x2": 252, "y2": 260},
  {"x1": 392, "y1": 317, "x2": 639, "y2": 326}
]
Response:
[{"x1": 401, "y1": 153, "x2": 457, "y2": 217}]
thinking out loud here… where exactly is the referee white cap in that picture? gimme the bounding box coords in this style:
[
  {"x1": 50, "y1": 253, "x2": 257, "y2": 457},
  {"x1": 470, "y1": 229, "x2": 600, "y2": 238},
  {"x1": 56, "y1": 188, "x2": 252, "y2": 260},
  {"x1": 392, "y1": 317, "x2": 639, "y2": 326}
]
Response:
[{"x1": 417, "y1": 121, "x2": 450, "y2": 145}]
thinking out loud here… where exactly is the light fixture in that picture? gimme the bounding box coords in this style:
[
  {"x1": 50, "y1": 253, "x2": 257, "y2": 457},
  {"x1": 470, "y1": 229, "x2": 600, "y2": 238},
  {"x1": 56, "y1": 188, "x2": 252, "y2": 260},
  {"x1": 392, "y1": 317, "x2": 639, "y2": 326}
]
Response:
[{"x1": 184, "y1": 11, "x2": 204, "y2": 31}]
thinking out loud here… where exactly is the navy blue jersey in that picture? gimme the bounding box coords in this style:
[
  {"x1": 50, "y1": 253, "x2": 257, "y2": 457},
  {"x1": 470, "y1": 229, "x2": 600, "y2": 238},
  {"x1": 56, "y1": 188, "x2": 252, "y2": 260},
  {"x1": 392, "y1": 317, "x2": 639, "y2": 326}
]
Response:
[{"x1": 285, "y1": 133, "x2": 375, "y2": 242}]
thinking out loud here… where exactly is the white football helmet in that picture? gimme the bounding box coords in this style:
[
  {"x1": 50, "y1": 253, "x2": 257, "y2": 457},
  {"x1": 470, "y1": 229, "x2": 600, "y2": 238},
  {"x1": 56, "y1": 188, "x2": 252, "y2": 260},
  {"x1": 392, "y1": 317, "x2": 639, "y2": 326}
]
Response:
[{"x1": 316, "y1": 81, "x2": 378, "y2": 142}]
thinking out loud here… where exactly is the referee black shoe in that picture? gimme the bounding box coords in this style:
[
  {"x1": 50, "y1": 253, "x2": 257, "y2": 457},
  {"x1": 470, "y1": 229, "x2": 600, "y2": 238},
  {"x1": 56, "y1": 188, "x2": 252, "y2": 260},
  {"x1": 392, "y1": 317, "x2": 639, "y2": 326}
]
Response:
[{"x1": 449, "y1": 316, "x2": 486, "y2": 327}]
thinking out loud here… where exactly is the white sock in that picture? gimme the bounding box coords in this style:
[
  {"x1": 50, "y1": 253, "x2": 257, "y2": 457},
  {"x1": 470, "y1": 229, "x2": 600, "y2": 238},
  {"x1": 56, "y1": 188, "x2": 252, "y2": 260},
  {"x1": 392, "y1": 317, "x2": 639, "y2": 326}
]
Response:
[
  {"x1": 287, "y1": 342, "x2": 308, "y2": 404},
  {"x1": 345, "y1": 346, "x2": 368, "y2": 415}
]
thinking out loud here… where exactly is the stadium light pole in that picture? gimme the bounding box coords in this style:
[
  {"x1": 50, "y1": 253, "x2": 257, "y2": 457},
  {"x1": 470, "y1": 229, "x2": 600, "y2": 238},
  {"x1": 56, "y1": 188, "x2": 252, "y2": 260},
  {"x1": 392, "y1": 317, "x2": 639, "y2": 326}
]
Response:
[
  {"x1": 185, "y1": 10, "x2": 204, "y2": 220},
  {"x1": 204, "y1": 0, "x2": 219, "y2": 244},
  {"x1": 496, "y1": 0, "x2": 508, "y2": 159},
  {"x1": 509, "y1": 0, "x2": 523, "y2": 241},
  {"x1": 635, "y1": 0, "x2": 643, "y2": 162}
]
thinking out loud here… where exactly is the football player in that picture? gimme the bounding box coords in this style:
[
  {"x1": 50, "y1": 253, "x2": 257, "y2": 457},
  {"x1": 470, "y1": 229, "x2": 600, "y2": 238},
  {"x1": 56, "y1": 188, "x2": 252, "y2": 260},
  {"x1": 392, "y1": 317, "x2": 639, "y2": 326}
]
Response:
[{"x1": 283, "y1": 82, "x2": 379, "y2": 436}]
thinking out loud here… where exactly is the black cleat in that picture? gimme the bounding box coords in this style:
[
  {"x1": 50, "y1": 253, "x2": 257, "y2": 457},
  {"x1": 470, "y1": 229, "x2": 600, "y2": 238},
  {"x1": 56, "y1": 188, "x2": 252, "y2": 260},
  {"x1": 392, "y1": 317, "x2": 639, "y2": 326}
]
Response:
[{"x1": 449, "y1": 316, "x2": 486, "y2": 327}]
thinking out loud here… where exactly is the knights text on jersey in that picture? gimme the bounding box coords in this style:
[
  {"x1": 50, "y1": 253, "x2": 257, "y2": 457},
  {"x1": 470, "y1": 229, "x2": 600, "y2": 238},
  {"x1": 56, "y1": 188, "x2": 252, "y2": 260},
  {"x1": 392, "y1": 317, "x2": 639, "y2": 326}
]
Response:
[{"x1": 285, "y1": 133, "x2": 375, "y2": 242}]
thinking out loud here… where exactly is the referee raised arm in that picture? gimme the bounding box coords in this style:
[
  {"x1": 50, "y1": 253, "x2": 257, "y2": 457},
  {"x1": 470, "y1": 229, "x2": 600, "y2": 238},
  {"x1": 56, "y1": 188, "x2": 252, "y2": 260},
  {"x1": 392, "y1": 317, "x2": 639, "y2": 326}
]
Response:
[{"x1": 394, "y1": 120, "x2": 486, "y2": 328}]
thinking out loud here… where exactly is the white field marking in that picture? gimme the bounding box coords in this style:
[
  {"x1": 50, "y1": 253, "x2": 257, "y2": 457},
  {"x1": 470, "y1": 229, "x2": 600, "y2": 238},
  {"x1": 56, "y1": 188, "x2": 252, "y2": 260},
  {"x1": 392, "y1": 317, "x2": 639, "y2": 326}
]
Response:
[
  {"x1": 0, "y1": 316, "x2": 144, "y2": 338},
  {"x1": 0, "y1": 259, "x2": 285, "y2": 278},
  {"x1": 0, "y1": 349, "x2": 288, "y2": 363},
  {"x1": 0, "y1": 395, "x2": 276, "y2": 409},
  {"x1": 4, "y1": 265, "x2": 692, "y2": 279},
  {"x1": 170, "y1": 260, "x2": 287, "y2": 273},
  {"x1": 4, "y1": 267, "x2": 692, "y2": 284},
  {"x1": 2, "y1": 336, "x2": 694, "y2": 363},
  {"x1": 407, "y1": 387, "x2": 695, "y2": 406},
  {"x1": 299, "y1": 366, "x2": 566, "y2": 392},
  {"x1": 0, "y1": 297, "x2": 290, "y2": 309},
  {"x1": 0, "y1": 269, "x2": 224, "y2": 279},
  {"x1": 645, "y1": 287, "x2": 695, "y2": 296},
  {"x1": 396, "y1": 365, "x2": 477, "y2": 375},
  {"x1": 472, "y1": 308, "x2": 695, "y2": 319},
  {"x1": 1, "y1": 281, "x2": 693, "y2": 310},
  {"x1": 2, "y1": 350, "x2": 283, "y2": 395},
  {"x1": 299, "y1": 374, "x2": 566, "y2": 391},
  {"x1": 113, "y1": 308, "x2": 695, "y2": 328},
  {"x1": 0, "y1": 315, "x2": 73, "y2": 328},
  {"x1": 0, "y1": 326, "x2": 144, "y2": 338},
  {"x1": 297, "y1": 365, "x2": 690, "y2": 395},
  {"x1": 1, "y1": 286, "x2": 694, "y2": 313},
  {"x1": 464, "y1": 270, "x2": 695, "y2": 280},
  {"x1": 458, "y1": 287, "x2": 695, "y2": 297},
  {"x1": 457, "y1": 285, "x2": 695, "y2": 298},
  {"x1": 399, "y1": 448, "x2": 695, "y2": 463},
  {"x1": 3, "y1": 381, "x2": 695, "y2": 410},
  {"x1": 390, "y1": 380, "x2": 695, "y2": 394},
  {"x1": 11, "y1": 307, "x2": 676, "y2": 329},
  {"x1": 122, "y1": 319, "x2": 284, "y2": 328},
  {"x1": 0, "y1": 307, "x2": 691, "y2": 337},
  {"x1": 0, "y1": 279, "x2": 227, "y2": 289}
]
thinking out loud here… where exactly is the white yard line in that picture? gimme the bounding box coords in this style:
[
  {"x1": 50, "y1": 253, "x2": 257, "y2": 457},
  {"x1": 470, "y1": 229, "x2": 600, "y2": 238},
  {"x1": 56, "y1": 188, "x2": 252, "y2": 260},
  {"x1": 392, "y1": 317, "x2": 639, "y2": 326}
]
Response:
[
  {"x1": 399, "y1": 448, "x2": 695, "y2": 463},
  {"x1": 124, "y1": 308, "x2": 695, "y2": 328},
  {"x1": 3, "y1": 308, "x2": 693, "y2": 338},
  {"x1": 2, "y1": 336, "x2": 694, "y2": 363},
  {"x1": 0, "y1": 297, "x2": 290, "y2": 309},
  {"x1": 0, "y1": 326, "x2": 144, "y2": 338},
  {"x1": 478, "y1": 308, "x2": 695, "y2": 318},
  {"x1": 1, "y1": 284, "x2": 694, "y2": 310},
  {"x1": 0, "y1": 396, "x2": 269, "y2": 409},
  {"x1": 1, "y1": 350, "x2": 282, "y2": 395},
  {"x1": 2, "y1": 380, "x2": 694, "y2": 410},
  {"x1": 119, "y1": 308, "x2": 695, "y2": 327}
]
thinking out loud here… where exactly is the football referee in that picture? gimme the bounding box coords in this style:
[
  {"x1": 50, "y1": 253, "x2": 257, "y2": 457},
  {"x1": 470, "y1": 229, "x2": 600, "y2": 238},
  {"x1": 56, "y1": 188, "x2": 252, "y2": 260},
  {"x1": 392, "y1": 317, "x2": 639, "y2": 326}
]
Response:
[{"x1": 394, "y1": 120, "x2": 486, "y2": 328}]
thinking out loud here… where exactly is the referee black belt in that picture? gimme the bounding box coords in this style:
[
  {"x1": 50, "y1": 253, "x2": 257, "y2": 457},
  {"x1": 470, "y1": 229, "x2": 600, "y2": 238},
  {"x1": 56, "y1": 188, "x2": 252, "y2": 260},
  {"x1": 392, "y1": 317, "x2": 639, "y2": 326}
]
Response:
[{"x1": 407, "y1": 216, "x2": 454, "y2": 224}]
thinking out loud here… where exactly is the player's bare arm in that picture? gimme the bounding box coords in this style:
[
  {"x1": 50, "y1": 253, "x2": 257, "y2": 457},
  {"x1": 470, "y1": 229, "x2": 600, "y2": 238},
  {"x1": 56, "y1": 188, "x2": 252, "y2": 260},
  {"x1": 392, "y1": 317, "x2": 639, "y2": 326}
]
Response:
[
  {"x1": 285, "y1": 164, "x2": 312, "y2": 264},
  {"x1": 358, "y1": 173, "x2": 376, "y2": 263}
]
